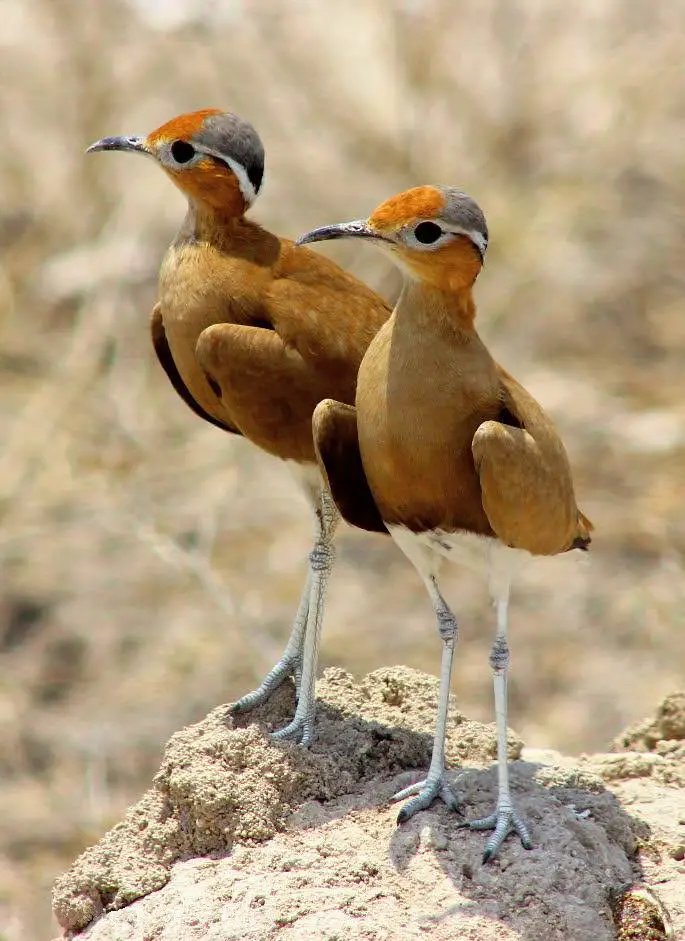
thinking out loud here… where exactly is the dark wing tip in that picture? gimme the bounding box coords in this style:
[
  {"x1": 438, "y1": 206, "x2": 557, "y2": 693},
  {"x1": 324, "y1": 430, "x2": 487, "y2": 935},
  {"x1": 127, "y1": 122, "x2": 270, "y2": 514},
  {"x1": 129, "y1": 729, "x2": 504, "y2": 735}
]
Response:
[
  {"x1": 313, "y1": 400, "x2": 387, "y2": 536},
  {"x1": 570, "y1": 533, "x2": 592, "y2": 551},
  {"x1": 150, "y1": 306, "x2": 241, "y2": 436}
]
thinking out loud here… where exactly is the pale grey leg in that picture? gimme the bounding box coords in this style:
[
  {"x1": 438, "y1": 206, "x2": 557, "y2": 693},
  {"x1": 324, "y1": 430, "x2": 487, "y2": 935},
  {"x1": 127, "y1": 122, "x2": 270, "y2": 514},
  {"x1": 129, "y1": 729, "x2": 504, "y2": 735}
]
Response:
[
  {"x1": 464, "y1": 573, "x2": 533, "y2": 862},
  {"x1": 230, "y1": 567, "x2": 311, "y2": 714},
  {"x1": 271, "y1": 489, "x2": 339, "y2": 746},
  {"x1": 393, "y1": 575, "x2": 460, "y2": 820}
]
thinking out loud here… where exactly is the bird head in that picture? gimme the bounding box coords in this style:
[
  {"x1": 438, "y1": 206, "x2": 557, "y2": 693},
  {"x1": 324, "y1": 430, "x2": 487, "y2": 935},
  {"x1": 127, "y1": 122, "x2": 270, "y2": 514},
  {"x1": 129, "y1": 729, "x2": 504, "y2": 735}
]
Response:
[
  {"x1": 87, "y1": 109, "x2": 265, "y2": 217},
  {"x1": 297, "y1": 186, "x2": 487, "y2": 291}
]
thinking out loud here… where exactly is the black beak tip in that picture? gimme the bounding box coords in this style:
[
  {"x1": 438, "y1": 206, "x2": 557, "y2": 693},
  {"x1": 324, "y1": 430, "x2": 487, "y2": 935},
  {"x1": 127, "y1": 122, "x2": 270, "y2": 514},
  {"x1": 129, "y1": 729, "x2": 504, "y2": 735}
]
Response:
[
  {"x1": 294, "y1": 233, "x2": 314, "y2": 247},
  {"x1": 294, "y1": 226, "x2": 341, "y2": 247}
]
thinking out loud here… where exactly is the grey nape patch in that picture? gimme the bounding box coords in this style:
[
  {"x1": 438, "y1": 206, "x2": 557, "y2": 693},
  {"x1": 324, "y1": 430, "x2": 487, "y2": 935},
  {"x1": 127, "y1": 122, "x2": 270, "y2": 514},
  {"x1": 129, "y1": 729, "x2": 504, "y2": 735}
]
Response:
[
  {"x1": 195, "y1": 112, "x2": 265, "y2": 194},
  {"x1": 437, "y1": 185, "x2": 489, "y2": 251}
]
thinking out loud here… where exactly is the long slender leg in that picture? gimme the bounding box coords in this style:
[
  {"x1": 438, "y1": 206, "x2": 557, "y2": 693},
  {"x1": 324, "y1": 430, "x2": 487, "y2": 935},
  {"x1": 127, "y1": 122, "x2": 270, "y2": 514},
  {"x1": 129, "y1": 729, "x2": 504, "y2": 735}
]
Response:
[
  {"x1": 230, "y1": 567, "x2": 311, "y2": 714},
  {"x1": 393, "y1": 574, "x2": 460, "y2": 820},
  {"x1": 464, "y1": 566, "x2": 533, "y2": 861},
  {"x1": 272, "y1": 489, "x2": 339, "y2": 746}
]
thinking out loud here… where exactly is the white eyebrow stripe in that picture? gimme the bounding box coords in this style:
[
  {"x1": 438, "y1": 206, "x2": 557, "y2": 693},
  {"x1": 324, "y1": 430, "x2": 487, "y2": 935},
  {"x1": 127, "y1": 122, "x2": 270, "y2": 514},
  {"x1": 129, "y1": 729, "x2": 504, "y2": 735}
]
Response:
[
  {"x1": 197, "y1": 146, "x2": 258, "y2": 205},
  {"x1": 440, "y1": 223, "x2": 488, "y2": 255}
]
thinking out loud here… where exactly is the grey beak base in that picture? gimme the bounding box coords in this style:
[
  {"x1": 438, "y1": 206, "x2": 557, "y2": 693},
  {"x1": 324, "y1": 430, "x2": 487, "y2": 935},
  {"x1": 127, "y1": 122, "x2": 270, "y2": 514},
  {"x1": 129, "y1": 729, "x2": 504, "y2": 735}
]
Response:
[
  {"x1": 295, "y1": 220, "x2": 380, "y2": 246},
  {"x1": 85, "y1": 135, "x2": 146, "y2": 155}
]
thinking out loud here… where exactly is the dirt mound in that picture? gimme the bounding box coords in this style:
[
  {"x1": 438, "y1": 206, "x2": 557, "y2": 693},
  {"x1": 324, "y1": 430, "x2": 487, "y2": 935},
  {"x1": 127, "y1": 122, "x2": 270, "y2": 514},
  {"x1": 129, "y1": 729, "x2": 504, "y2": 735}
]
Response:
[{"x1": 52, "y1": 670, "x2": 684, "y2": 940}]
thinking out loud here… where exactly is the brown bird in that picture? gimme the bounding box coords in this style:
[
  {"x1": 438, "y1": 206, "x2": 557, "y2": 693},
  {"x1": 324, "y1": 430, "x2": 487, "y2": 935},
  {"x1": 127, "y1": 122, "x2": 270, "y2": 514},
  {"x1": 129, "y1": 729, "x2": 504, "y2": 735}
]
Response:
[
  {"x1": 297, "y1": 185, "x2": 592, "y2": 861},
  {"x1": 86, "y1": 109, "x2": 390, "y2": 744}
]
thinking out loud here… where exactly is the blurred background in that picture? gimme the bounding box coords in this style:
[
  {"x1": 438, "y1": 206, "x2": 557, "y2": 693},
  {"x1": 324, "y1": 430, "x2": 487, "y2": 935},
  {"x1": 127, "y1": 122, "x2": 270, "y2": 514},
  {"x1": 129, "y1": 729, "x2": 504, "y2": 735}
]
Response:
[{"x1": 1, "y1": 0, "x2": 684, "y2": 936}]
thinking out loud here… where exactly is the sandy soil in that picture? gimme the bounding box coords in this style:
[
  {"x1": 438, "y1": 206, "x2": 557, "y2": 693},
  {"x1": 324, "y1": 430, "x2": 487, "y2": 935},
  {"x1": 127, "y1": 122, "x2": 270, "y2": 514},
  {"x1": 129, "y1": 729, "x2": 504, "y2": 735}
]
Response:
[{"x1": 51, "y1": 669, "x2": 683, "y2": 940}]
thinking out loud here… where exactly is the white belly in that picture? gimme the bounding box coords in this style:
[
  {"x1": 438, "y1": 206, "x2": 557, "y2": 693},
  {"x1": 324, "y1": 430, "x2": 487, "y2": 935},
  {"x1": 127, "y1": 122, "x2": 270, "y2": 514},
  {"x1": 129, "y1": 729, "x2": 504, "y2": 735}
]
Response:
[
  {"x1": 284, "y1": 460, "x2": 324, "y2": 509},
  {"x1": 388, "y1": 524, "x2": 529, "y2": 598}
]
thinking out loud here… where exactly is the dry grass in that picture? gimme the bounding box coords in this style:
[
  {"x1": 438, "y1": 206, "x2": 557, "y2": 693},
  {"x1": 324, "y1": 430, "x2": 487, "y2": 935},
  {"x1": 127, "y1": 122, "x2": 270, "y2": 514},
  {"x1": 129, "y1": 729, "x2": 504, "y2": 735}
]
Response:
[{"x1": 1, "y1": 1, "x2": 684, "y2": 937}]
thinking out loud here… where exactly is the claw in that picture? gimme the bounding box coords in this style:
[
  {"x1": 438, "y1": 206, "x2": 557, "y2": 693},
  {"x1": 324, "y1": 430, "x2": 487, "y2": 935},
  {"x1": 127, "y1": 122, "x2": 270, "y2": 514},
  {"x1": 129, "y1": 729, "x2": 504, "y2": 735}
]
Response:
[
  {"x1": 393, "y1": 773, "x2": 460, "y2": 823},
  {"x1": 229, "y1": 654, "x2": 302, "y2": 715},
  {"x1": 269, "y1": 676, "x2": 317, "y2": 746},
  {"x1": 231, "y1": 662, "x2": 315, "y2": 746},
  {"x1": 464, "y1": 804, "x2": 533, "y2": 862},
  {"x1": 270, "y1": 711, "x2": 315, "y2": 747},
  {"x1": 439, "y1": 784, "x2": 461, "y2": 812}
]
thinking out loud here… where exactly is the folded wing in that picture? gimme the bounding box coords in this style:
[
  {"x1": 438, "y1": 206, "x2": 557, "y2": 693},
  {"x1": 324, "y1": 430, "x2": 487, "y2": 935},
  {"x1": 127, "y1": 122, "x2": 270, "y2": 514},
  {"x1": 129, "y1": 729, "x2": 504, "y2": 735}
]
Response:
[{"x1": 472, "y1": 369, "x2": 593, "y2": 556}]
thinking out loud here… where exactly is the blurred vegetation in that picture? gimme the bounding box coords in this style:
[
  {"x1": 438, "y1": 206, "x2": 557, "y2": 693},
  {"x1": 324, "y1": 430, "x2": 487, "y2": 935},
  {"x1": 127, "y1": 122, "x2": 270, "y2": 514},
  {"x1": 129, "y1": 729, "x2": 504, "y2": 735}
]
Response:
[{"x1": 1, "y1": 0, "x2": 684, "y2": 937}]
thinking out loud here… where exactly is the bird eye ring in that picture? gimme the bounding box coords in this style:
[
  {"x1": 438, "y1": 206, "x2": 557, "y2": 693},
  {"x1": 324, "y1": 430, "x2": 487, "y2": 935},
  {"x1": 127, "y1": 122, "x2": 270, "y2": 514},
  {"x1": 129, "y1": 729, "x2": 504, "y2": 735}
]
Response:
[
  {"x1": 413, "y1": 221, "x2": 444, "y2": 244},
  {"x1": 170, "y1": 140, "x2": 196, "y2": 164}
]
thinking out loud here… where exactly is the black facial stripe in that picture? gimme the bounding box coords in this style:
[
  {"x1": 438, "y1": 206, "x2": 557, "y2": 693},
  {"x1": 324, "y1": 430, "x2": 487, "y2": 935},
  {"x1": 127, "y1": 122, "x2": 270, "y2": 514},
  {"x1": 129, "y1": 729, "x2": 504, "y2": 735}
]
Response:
[
  {"x1": 246, "y1": 162, "x2": 263, "y2": 193},
  {"x1": 471, "y1": 239, "x2": 485, "y2": 262},
  {"x1": 195, "y1": 113, "x2": 265, "y2": 196}
]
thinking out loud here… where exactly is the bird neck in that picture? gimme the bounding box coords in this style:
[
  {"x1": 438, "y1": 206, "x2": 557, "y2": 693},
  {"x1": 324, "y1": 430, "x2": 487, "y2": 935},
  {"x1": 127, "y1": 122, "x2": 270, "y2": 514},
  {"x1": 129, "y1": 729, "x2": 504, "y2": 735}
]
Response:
[
  {"x1": 394, "y1": 278, "x2": 478, "y2": 338},
  {"x1": 182, "y1": 199, "x2": 247, "y2": 243}
]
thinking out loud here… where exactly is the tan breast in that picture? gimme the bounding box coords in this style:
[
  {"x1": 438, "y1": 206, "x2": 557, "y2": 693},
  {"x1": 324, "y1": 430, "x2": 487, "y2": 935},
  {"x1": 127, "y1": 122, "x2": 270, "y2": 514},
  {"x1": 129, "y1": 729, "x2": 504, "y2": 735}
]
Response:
[
  {"x1": 158, "y1": 240, "x2": 261, "y2": 425},
  {"x1": 356, "y1": 309, "x2": 501, "y2": 535},
  {"x1": 156, "y1": 220, "x2": 391, "y2": 464},
  {"x1": 355, "y1": 280, "x2": 591, "y2": 555}
]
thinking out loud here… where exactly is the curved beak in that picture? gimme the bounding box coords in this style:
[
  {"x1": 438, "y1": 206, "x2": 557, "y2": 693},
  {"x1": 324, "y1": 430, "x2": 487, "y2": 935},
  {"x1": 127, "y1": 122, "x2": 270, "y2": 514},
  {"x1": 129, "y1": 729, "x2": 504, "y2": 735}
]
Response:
[
  {"x1": 296, "y1": 220, "x2": 389, "y2": 247},
  {"x1": 85, "y1": 135, "x2": 149, "y2": 156}
]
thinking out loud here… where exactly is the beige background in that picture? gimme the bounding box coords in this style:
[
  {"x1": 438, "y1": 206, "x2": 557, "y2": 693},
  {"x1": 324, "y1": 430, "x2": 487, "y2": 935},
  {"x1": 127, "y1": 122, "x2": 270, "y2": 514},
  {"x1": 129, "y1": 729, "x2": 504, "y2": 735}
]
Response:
[{"x1": 0, "y1": 1, "x2": 683, "y2": 937}]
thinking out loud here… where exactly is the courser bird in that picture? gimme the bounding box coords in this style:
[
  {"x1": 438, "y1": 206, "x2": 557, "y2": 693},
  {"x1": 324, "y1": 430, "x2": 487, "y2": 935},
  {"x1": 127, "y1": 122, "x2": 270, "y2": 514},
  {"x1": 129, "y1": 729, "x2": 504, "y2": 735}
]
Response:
[
  {"x1": 297, "y1": 185, "x2": 593, "y2": 861},
  {"x1": 87, "y1": 110, "x2": 390, "y2": 744}
]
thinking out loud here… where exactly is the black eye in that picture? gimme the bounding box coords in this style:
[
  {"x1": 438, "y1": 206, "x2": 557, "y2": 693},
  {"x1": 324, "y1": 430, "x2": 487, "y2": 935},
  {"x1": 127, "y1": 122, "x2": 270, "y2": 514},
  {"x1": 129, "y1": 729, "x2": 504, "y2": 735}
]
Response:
[
  {"x1": 170, "y1": 140, "x2": 196, "y2": 164},
  {"x1": 413, "y1": 221, "x2": 444, "y2": 244}
]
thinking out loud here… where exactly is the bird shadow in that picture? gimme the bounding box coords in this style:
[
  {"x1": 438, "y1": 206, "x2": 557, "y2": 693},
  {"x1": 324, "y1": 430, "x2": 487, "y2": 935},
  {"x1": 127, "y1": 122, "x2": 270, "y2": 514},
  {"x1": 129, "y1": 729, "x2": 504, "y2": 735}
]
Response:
[
  {"x1": 385, "y1": 761, "x2": 647, "y2": 939},
  {"x1": 228, "y1": 684, "x2": 649, "y2": 939}
]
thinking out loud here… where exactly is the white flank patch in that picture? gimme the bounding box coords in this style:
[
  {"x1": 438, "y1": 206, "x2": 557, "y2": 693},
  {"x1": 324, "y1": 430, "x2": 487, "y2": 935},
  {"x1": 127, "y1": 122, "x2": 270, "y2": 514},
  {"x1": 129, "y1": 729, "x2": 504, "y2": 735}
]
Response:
[{"x1": 388, "y1": 524, "x2": 528, "y2": 598}]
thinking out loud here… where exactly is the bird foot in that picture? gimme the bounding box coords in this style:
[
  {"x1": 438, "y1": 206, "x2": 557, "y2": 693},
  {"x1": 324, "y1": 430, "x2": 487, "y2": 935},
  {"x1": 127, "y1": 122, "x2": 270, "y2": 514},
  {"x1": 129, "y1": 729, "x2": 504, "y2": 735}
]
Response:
[
  {"x1": 270, "y1": 706, "x2": 315, "y2": 747},
  {"x1": 462, "y1": 802, "x2": 533, "y2": 862},
  {"x1": 393, "y1": 772, "x2": 460, "y2": 823},
  {"x1": 229, "y1": 654, "x2": 302, "y2": 715}
]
